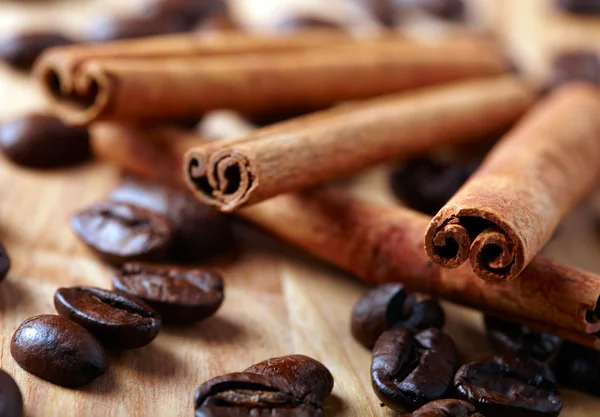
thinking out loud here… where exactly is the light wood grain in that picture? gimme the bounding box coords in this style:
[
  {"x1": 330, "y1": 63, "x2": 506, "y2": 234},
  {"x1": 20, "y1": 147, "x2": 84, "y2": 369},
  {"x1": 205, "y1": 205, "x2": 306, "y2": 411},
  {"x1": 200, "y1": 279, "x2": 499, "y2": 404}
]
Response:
[{"x1": 0, "y1": 1, "x2": 599, "y2": 416}]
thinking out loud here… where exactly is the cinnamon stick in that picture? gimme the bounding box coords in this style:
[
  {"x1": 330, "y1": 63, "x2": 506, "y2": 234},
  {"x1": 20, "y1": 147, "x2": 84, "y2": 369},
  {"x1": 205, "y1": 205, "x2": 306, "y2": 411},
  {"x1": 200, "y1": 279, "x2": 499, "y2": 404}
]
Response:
[
  {"x1": 92, "y1": 123, "x2": 600, "y2": 350},
  {"x1": 424, "y1": 83, "x2": 600, "y2": 284},
  {"x1": 37, "y1": 37, "x2": 509, "y2": 125},
  {"x1": 184, "y1": 76, "x2": 536, "y2": 212}
]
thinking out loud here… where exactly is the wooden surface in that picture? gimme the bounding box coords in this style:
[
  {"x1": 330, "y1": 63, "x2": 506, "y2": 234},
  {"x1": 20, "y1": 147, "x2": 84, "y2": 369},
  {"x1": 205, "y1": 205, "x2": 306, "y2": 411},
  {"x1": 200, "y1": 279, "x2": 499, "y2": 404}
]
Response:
[{"x1": 1, "y1": 1, "x2": 600, "y2": 416}]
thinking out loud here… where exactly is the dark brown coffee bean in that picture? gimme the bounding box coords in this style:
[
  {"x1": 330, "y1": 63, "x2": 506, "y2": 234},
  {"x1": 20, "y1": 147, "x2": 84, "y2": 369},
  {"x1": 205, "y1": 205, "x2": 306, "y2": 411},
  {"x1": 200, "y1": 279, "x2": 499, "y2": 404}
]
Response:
[
  {"x1": 484, "y1": 316, "x2": 562, "y2": 362},
  {"x1": 70, "y1": 201, "x2": 173, "y2": 265},
  {"x1": 194, "y1": 372, "x2": 323, "y2": 416},
  {"x1": 54, "y1": 286, "x2": 162, "y2": 350},
  {"x1": 371, "y1": 328, "x2": 460, "y2": 413},
  {"x1": 244, "y1": 355, "x2": 334, "y2": 404},
  {"x1": 10, "y1": 315, "x2": 108, "y2": 387},
  {"x1": 557, "y1": 0, "x2": 600, "y2": 14},
  {"x1": 489, "y1": 355, "x2": 556, "y2": 384},
  {"x1": 109, "y1": 177, "x2": 235, "y2": 263},
  {"x1": 0, "y1": 242, "x2": 11, "y2": 283},
  {"x1": 0, "y1": 31, "x2": 74, "y2": 71},
  {"x1": 0, "y1": 114, "x2": 91, "y2": 169},
  {"x1": 404, "y1": 400, "x2": 484, "y2": 417},
  {"x1": 351, "y1": 284, "x2": 444, "y2": 349},
  {"x1": 270, "y1": 14, "x2": 346, "y2": 33},
  {"x1": 0, "y1": 369, "x2": 23, "y2": 417},
  {"x1": 85, "y1": 14, "x2": 188, "y2": 43},
  {"x1": 454, "y1": 358, "x2": 562, "y2": 417},
  {"x1": 551, "y1": 342, "x2": 600, "y2": 397},
  {"x1": 141, "y1": 0, "x2": 229, "y2": 29},
  {"x1": 389, "y1": 157, "x2": 479, "y2": 216},
  {"x1": 416, "y1": 0, "x2": 465, "y2": 19},
  {"x1": 113, "y1": 263, "x2": 224, "y2": 324},
  {"x1": 547, "y1": 51, "x2": 600, "y2": 91},
  {"x1": 360, "y1": 0, "x2": 398, "y2": 27}
]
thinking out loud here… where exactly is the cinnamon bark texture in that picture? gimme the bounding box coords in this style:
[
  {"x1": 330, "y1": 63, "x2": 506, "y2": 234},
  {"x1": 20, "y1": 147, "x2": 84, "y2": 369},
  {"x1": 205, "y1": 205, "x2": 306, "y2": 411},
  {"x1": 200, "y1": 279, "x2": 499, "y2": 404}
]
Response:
[
  {"x1": 37, "y1": 37, "x2": 508, "y2": 125},
  {"x1": 184, "y1": 76, "x2": 536, "y2": 212},
  {"x1": 93, "y1": 123, "x2": 600, "y2": 350},
  {"x1": 424, "y1": 83, "x2": 600, "y2": 283},
  {"x1": 90, "y1": 124, "x2": 201, "y2": 184}
]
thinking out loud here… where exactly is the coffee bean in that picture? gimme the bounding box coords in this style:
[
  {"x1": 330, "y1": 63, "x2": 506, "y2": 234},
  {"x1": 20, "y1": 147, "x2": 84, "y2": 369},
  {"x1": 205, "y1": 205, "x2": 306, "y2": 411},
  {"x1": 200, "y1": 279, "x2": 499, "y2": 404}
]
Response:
[
  {"x1": 244, "y1": 355, "x2": 334, "y2": 404},
  {"x1": 490, "y1": 355, "x2": 556, "y2": 384},
  {"x1": 389, "y1": 157, "x2": 479, "y2": 216},
  {"x1": 70, "y1": 201, "x2": 173, "y2": 265},
  {"x1": 351, "y1": 284, "x2": 444, "y2": 349},
  {"x1": 85, "y1": 14, "x2": 188, "y2": 43},
  {"x1": 0, "y1": 369, "x2": 23, "y2": 417},
  {"x1": 371, "y1": 328, "x2": 460, "y2": 412},
  {"x1": 404, "y1": 400, "x2": 484, "y2": 417},
  {"x1": 141, "y1": 0, "x2": 229, "y2": 30},
  {"x1": 557, "y1": 0, "x2": 600, "y2": 14},
  {"x1": 359, "y1": 0, "x2": 398, "y2": 27},
  {"x1": 484, "y1": 316, "x2": 562, "y2": 362},
  {"x1": 110, "y1": 177, "x2": 235, "y2": 263},
  {"x1": 11, "y1": 315, "x2": 108, "y2": 387},
  {"x1": 113, "y1": 263, "x2": 224, "y2": 324},
  {"x1": 416, "y1": 0, "x2": 465, "y2": 19},
  {"x1": 194, "y1": 372, "x2": 323, "y2": 416},
  {"x1": 552, "y1": 342, "x2": 600, "y2": 397},
  {"x1": 0, "y1": 242, "x2": 11, "y2": 282},
  {"x1": 454, "y1": 357, "x2": 562, "y2": 417},
  {"x1": 0, "y1": 114, "x2": 91, "y2": 169},
  {"x1": 270, "y1": 14, "x2": 346, "y2": 33},
  {"x1": 0, "y1": 31, "x2": 74, "y2": 71},
  {"x1": 547, "y1": 51, "x2": 600, "y2": 91},
  {"x1": 54, "y1": 286, "x2": 162, "y2": 350}
]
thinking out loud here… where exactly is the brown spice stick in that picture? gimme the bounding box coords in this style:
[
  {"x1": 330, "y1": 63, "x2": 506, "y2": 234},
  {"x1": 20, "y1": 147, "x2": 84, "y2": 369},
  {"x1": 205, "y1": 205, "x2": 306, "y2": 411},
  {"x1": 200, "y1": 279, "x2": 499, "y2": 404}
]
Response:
[
  {"x1": 184, "y1": 76, "x2": 536, "y2": 212},
  {"x1": 35, "y1": 29, "x2": 355, "y2": 86},
  {"x1": 424, "y1": 83, "x2": 600, "y2": 284},
  {"x1": 37, "y1": 38, "x2": 508, "y2": 125},
  {"x1": 92, "y1": 123, "x2": 600, "y2": 350}
]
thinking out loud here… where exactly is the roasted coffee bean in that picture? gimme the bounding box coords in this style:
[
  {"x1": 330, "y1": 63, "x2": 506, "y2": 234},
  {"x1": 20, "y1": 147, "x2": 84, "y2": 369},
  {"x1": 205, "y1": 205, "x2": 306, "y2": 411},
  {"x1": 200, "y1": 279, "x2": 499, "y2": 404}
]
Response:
[
  {"x1": 85, "y1": 14, "x2": 188, "y2": 43},
  {"x1": 359, "y1": 0, "x2": 398, "y2": 27},
  {"x1": 389, "y1": 157, "x2": 479, "y2": 216},
  {"x1": 110, "y1": 177, "x2": 235, "y2": 262},
  {"x1": 455, "y1": 357, "x2": 562, "y2": 417},
  {"x1": 244, "y1": 355, "x2": 334, "y2": 404},
  {"x1": 547, "y1": 51, "x2": 600, "y2": 91},
  {"x1": 71, "y1": 201, "x2": 173, "y2": 265},
  {"x1": 404, "y1": 400, "x2": 484, "y2": 417},
  {"x1": 416, "y1": 0, "x2": 465, "y2": 19},
  {"x1": 0, "y1": 31, "x2": 74, "y2": 71},
  {"x1": 11, "y1": 315, "x2": 108, "y2": 387},
  {"x1": 371, "y1": 328, "x2": 460, "y2": 412},
  {"x1": 351, "y1": 284, "x2": 444, "y2": 349},
  {"x1": 0, "y1": 369, "x2": 23, "y2": 417},
  {"x1": 552, "y1": 342, "x2": 600, "y2": 396},
  {"x1": 113, "y1": 263, "x2": 224, "y2": 324},
  {"x1": 194, "y1": 372, "x2": 323, "y2": 416},
  {"x1": 484, "y1": 316, "x2": 562, "y2": 362},
  {"x1": 0, "y1": 114, "x2": 91, "y2": 168},
  {"x1": 54, "y1": 286, "x2": 162, "y2": 350},
  {"x1": 0, "y1": 243, "x2": 10, "y2": 282},
  {"x1": 557, "y1": 0, "x2": 600, "y2": 14},
  {"x1": 142, "y1": 0, "x2": 229, "y2": 29},
  {"x1": 271, "y1": 15, "x2": 346, "y2": 33},
  {"x1": 489, "y1": 355, "x2": 557, "y2": 384}
]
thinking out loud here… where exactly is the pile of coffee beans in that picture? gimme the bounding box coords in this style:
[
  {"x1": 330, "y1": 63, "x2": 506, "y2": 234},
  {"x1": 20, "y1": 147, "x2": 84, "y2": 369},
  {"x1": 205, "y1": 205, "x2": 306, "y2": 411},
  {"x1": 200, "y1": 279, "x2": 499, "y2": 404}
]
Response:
[{"x1": 352, "y1": 283, "x2": 600, "y2": 415}]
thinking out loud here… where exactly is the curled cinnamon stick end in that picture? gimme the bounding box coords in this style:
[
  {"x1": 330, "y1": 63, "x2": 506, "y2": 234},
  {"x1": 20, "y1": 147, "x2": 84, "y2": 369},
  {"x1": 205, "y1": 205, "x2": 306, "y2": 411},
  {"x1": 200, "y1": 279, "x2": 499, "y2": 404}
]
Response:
[
  {"x1": 425, "y1": 83, "x2": 600, "y2": 283},
  {"x1": 425, "y1": 212, "x2": 522, "y2": 284},
  {"x1": 186, "y1": 149, "x2": 257, "y2": 212}
]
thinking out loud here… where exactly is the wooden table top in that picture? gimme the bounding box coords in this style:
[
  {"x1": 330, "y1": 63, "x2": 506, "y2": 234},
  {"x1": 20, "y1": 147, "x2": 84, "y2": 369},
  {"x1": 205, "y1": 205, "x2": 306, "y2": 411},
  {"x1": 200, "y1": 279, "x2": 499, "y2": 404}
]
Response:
[{"x1": 1, "y1": 0, "x2": 599, "y2": 416}]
